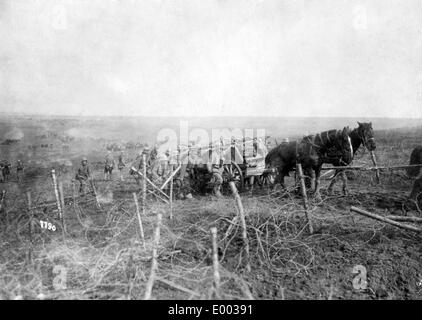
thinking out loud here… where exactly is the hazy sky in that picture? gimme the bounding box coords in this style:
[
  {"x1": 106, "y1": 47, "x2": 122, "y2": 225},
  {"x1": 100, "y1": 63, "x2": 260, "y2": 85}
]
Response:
[{"x1": 1, "y1": 0, "x2": 422, "y2": 117}]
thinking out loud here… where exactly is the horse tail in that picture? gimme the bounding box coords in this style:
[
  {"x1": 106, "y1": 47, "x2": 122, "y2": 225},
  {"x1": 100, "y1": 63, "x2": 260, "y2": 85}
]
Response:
[{"x1": 407, "y1": 146, "x2": 422, "y2": 177}]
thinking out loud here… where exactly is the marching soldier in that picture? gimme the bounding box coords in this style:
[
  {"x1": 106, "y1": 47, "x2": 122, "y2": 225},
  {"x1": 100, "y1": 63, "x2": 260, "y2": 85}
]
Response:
[
  {"x1": 150, "y1": 146, "x2": 158, "y2": 162},
  {"x1": 207, "y1": 152, "x2": 224, "y2": 197},
  {"x1": 75, "y1": 157, "x2": 91, "y2": 195},
  {"x1": 158, "y1": 149, "x2": 172, "y2": 179},
  {"x1": 138, "y1": 147, "x2": 150, "y2": 171},
  {"x1": 104, "y1": 152, "x2": 115, "y2": 180},
  {"x1": 16, "y1": 159, "x2": 24, "y2": 182},
  {"x1": 148, "y1": 151, "x2": 162, "y2": 183},
  {"x1": 178, "y1": 163, "x2": 193, "y2": 200},
  {"x1": 117, "y1": 152, "x2": 125, "y2": 181},
  {"x1": 133, "y1": 147, "x2": 151, "y2": 184}
]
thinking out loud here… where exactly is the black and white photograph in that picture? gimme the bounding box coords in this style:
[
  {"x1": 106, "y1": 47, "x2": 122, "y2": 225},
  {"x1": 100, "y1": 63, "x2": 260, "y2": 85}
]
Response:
[{"x1": 0, "y1": 0, "x2": 422, "y2": 303}]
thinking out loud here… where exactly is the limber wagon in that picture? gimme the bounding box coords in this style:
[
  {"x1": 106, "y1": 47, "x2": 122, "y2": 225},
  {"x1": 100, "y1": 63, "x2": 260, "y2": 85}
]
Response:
[{"x1": 165, "y1": 137, "x2": 276, "y2": 196}]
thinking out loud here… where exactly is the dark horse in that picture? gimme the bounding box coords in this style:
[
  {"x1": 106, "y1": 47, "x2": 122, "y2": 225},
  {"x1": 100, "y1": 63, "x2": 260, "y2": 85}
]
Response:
[
  {"x1": 326, "y1": 122, "x2": 376, "y2": 195},
  {"x1": 407, "y1": 146, "x2": 422, "y2": 202},
  {"x1": 265, "y1": 127, "x2": 353, "y2": 199}
]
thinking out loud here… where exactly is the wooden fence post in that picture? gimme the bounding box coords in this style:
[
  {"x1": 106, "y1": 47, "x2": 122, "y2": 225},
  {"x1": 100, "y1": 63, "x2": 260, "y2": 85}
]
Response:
[
  {"x1": 229, "y1": 181, "x2": 251, "y2": 272},
  {"x1": 210, "y1": 227, "x2": 221, "y2": 299},
  {"x1": 144, "y1": 213, "x2": 162, "y2": 300},
  {"x1": 370, "y1": 151, "x2": 380, "y2": 184},
  {"x1": 26, "y1": 191, "x2": 33, "y2": 265},
  {"x1": 51, "y1": 169, "x2": 62, "y2": 219},
  {"x1": 169, "y1": 164, "x2": 174, "y2": 220},
  {"x1": 229, "y1": 181, "x2": 246, "y2": 217},
  {"x1": 142, "y1": 154, "x2": 147, "y2": 216},
  {"x1": 350, "y1": 206, "x2": 422, "y2": 233},
  {"x1": 385, "y1": 215, "x2": 422, "y2": 223},
  {"x1": 133, "y1": 193, "x2": 146, "y2": 250},
  {"x1": 89, "y1": 177, "x2": 101, "y2": 209},
  {"x1": 58, "y1": 181, "x2": 66, "y2": 234},
  {"x1": 72, "y1": 180, "x2": 78, "y2": 210},
  {"x1": 131, "y1": 167, "x2": 170, "y2": 203},
  {"x1": 296, "y1": 163, "x2": 314, "y2": 234}
]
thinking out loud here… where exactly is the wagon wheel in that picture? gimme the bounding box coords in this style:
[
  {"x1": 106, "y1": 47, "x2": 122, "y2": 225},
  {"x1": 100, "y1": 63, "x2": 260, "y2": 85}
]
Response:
[{"x1": 223, "y1": 161, "x2": 244, "y2": 192}]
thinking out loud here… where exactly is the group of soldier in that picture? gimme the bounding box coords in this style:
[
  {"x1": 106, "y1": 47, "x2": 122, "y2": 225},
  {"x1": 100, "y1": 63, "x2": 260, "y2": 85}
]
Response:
[
  {"x1": 0, "y1": 160, "x2": 24, "y2": 183},
  {"x1": 3, "y1": 137, "x2": 266, "y2": 199},
  {"x1": 74, "y1": 151, "x2": 126, "y2": 195},
  {"x1": 74, "y1": 142, "x2": 228, "y2": 199}
]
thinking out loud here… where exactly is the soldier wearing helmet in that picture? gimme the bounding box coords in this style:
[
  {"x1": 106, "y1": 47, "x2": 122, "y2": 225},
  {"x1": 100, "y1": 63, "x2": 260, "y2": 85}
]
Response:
[
  {"x1": 158, "y1": 148, "x2": 172, "y2": 178},
  {"x1": 138, "y1": 146, "x2": 151, "y2": 170},
  {"x1": 75, "y1": 157, "x2": 91, "y2": 195},
  {"x1": 134, "y1": 145, "x2": 159, "y2": 183},
  {"x1": 207, "y1": 151, "x2": 224, "y2": 197},
  {"x1": 117, "y1": 152, "x2": 125, "y2": 181},
  {"x1": 104, "y1": 151, "x2": 115, "y2": 181}
]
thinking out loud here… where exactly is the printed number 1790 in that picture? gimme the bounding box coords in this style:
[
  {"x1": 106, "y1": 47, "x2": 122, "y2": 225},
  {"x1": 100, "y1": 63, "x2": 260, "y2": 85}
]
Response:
[{"x1": 40, "y1": 220, "x2": 56, "y2": 231}]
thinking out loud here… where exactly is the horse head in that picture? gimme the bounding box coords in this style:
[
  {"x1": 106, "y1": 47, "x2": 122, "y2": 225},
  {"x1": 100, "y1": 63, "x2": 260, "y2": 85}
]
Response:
[{"x1": 357, "y1": 122, "x2": 376, "y2": 151}]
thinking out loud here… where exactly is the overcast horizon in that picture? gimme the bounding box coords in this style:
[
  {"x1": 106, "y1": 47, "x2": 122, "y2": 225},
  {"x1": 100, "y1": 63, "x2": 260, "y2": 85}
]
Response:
[
  {"x1": 1, "y1": 0, "x2": 422, "y2": 118},
  {"x1": 2, "y1": 110, "x2": 422, "y2": 120},
  {"x1": 2, "y1": 107, "x2": 422, "y2": 120}
]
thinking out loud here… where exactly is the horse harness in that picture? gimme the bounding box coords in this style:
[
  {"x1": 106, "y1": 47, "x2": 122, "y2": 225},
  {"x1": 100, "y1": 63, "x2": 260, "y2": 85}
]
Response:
[{"x1": 299, "y1": 130, "x2": 352, "y2": 166}]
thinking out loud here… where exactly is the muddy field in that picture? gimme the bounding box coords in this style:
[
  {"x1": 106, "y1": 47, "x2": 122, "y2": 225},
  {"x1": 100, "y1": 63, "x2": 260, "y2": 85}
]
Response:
[{"x1": 0, "y1": 123, "x2": 421, "y2": 300}]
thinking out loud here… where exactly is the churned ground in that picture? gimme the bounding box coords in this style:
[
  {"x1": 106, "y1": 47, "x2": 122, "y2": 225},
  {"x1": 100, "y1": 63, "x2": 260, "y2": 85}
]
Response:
[{"x1": 0, "y1": 128, "x2": 421, "y2": 300}]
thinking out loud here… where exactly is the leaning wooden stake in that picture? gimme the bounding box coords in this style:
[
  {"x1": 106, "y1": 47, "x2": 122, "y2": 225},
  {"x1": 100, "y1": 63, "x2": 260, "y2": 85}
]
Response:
[
  {"x1": 89, "y1": 177, "x2": 101, "y2": 209},
  {"x1": 385, "y1": 215, "x2": 422, "y2": 223},
  {"x1": 350, "y1": 206, "x2": 422, "y2": 233},
  {"x1": 133, "y1": 193, "x2": 146, "y2": 250},
  {"x1": 160, "y1": 165, "x2": 181, "y2": 190},
  {"x1": 51, "y1": 169, "x2": 62, "y2": 219},
  {"x1": 58, "y1": 182, "x2": 65, "y2": 215},
  {"x1": 72, "y1": 181, "x2": 78, "y2": 210},
  {"x1": 142, "y1": 155, "x2": 147, "y2": 216},
  {"x1": 26, "y1": 191, "x2": 33, "y2": 265},
  {"x1": 296, "y1": 163, "x2": 314, "y2": 234},
  {"x1": 370, "y1": 151, "x2": 380, "y2": 184},
  {"x1": 169, "y1": 164, "x2": 174, "y2": 220},
  {"x1": 58, "y1": 181, "x2": 66, "y2": 234},
  {"x1": 144, "y1": 213, "x2": 162, "y2": 300},
  {"x1": 210, "y1": 227, "x2": 221, "y2": 299},
  {"x1": 229, "y1": 181, "x2": 251, "y2": 272},
  {"x1": 319, "y1": 164, "x2": 422, "y2": 171},
  {"x1": 147, "y1": 189, "x2": 169, "y2": 204},
  {"x1": 229, "y1": 181, "x2": 246, "y2": 217},
  {"x1": 131, "y1": 166, "x2": 170, "y2": 201}
]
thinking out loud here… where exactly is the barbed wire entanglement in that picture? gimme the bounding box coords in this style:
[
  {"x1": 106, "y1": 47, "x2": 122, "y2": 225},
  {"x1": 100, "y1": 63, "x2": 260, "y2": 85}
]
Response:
[{"x1": 1, "y1": 139, "x2": 422, "y2": 300}]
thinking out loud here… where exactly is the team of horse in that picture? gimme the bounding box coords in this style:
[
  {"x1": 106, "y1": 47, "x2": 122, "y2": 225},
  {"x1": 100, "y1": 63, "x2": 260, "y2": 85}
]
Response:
[
  {"x1": 265, "y1": 123, "x2": 371, "y2": 198},
  {"x1": 265, "y1": 122, "x2": 422, "y2": 206}
]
